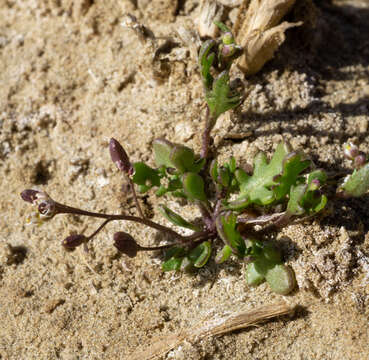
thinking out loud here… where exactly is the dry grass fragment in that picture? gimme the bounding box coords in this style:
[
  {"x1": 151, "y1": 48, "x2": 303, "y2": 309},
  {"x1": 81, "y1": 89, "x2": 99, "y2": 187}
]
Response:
[
  {"x1": 127, "y1": 302, "x2": 295, "y2": 360},
  {"x1": 234, "y1": 0, "x2": 302, "y2": 75}
]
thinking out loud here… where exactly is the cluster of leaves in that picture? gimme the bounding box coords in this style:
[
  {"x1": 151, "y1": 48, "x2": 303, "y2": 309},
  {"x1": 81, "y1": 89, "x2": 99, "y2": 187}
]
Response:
[{"x1": 20, "y1": 23, "x2": 369, "y2": 296}]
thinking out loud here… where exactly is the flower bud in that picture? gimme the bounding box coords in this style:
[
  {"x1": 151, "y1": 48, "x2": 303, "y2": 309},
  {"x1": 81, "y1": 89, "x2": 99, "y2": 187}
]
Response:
[
  {"x1": 38, "y1": 199, "x2": 56, "y2": 218},
  {"x1": 21, "y1": 189, "x2": 41, "y2": 204},
  {"x1": 222, "y1": 32, "x2": 234, "y2": 45},
  {"x1": 113, "y1": 232, "x2": 139, "y2": 258},
  {"x1": 62, "y1": 234, "x2": 86, "y2": 250},
  {"x1": 109, "y1": 138, "x2": 133, "y2": 175},
  {"x1": 343, "y1": 143, "x2": 359, "y2": 160}
]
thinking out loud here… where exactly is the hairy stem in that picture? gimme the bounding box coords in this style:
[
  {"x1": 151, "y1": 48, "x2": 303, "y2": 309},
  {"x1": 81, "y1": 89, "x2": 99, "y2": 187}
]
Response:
[{"x1": 201, "y1": 107, "x2": 217, "y2": 160}]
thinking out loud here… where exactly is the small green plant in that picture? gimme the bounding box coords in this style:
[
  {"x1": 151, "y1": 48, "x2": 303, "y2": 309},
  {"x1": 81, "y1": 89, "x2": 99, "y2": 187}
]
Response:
[{"x1": 20, "y1": 23, "x2": 369, "y2": 295}]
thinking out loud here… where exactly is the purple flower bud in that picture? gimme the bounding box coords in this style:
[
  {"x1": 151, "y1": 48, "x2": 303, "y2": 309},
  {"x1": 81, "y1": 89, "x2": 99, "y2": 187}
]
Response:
[
  {"x1": 312, "y1": 179, "x2": 320, "y2": 186},
  {"x1": 62, "y1": 234, "x2": 87, "y2": 250},
  {"x1": 354, "y1": 153, "x2": 366, "y2": 168},
  {"x1": 220, "y1": 44, "x2": 235, "y2": 58},
  {"x1": 309, "y1": 178, "x2": 320, "y2": 191},
  {"x1": 113, "y1": 232, "x2": 139, "y2": 258},
  {"x1": 109, "y1": 138, "x2": 133, "y2": 175},
  {"x1": 343, "y1": 143, "x2": 359, "y2": 160},
  {"x1": 21, "y1": 189, "x2": 41, "y2": 204}
]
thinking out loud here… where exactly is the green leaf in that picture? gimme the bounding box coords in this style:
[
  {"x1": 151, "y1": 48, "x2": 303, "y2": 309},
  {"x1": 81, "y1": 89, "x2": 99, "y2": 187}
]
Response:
[
  {"x1": 215, "y1": 213, "x2": 245, "y2": 256},
  {"x1": 188, "y1": 241, "x2": 212, "y2": 268},
  {"x1": 159, "y1": 205, "x2": 200, "y2": 231},
  {"x1": 227, "y1": 156, "x2": 236, "y2": 173},
  {"x1": 199, "y1": 39, "x2": 216, "y2": 91},
  {"x1": 218, "y1": 167, "x2": 231, "y2": 188},
  {"x1": 215, "y1": 245, "x2": 232, "y2": 264},
  {"x1": 132, "y1": 162, "x2": 160, "y2": 191},
  {"x1": 229, "y1": 143, "x2": 311, "y2": 210},
  {"x1": 287, "y1": 170, "x2": 328, "y2": 216},
  {"x1": 210, "y1": 159, "x2": 218, "y2": 182},
  {"x1": 287, "y1": 184, "x2": 307, "y2": 215},
  {"x1": 272, "y1": 152, "x2": 310, "y2": 201},
  {"x1": 246, "y1": 262, "x2": 265, "y2": 286},
  {"x1": 162, "y1": 246, "x2": 186, "y2": 272},
  {"x1": 205, "y1": 71, "x2": 241, "y2": 119},
  {"x1": 162, "y1": 257, "x2": 183, "y2": 271},
  {"x1": 338, "y1": 162, "x2": 369, "y2": 197},
  {"x1": 213, "y1": 21, "x2": 232, "y2": 34},
  {"x1": 169, "y1": 145, "x2": 195, "y2": 173},
  {"x1": 153, "y1": 138, "x2": 174, "y2": 168},
  {"x1": 265, "y1": 264, "x2": 296, "y2": 295},
  {"x1": 182, "y1": 172, "x2": 207, "y2": 201}
]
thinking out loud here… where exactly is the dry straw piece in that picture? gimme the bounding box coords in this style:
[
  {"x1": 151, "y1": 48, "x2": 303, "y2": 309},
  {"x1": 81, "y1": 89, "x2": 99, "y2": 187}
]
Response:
[
  {"x1": 234, "y1": 0, "x2": 302, "y2": 75},
  {"x1": 197, "y1": 0, "x2": 225, "y2": 38},
  {"x1": 127, "y1": 302, "x2": 295, "y2": 360}
]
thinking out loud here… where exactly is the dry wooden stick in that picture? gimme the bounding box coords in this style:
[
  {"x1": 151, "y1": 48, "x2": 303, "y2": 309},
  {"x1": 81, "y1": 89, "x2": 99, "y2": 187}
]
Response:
[{"x1": 127, "y1": 302, "x2": 295, "y2": 360}]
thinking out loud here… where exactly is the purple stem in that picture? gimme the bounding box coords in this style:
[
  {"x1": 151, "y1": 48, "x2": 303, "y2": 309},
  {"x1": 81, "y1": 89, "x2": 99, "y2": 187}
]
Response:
[
  {"x1": 127, "y1": 175, "x2": 145, "y2": 219},
  {"x1": 54, "y1": 202, "x2": 212, "y2": 243},
  {"x1": 201, "y1": 107, "x2": 216, "y2": 160}
]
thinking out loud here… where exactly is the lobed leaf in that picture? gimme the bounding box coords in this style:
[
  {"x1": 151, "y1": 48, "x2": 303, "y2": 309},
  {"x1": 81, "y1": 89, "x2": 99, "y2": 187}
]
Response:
[
  {"x1": 205, "y1": 71, "x2": 241, "y2": 119},
  {"x1": 229, "y1": 143, "x2": 311, "y2": 210}
]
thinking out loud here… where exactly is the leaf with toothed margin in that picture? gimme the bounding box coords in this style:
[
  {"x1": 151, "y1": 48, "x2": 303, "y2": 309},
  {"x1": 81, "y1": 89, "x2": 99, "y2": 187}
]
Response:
[
  {"x1": 338, "y1": 162, "x2": 369, "y2": 197},
  {"x1": 159, "y1": 205, "x2": 200, "y2": 231},
  {"x1": 215, "y1": 213, "x2": 245, "y2": 256},
  {"x1": 205, "y1": 71, "x2": 241, "y2": 119},
  {"x1": 229, "y1": 143, "x2": 310, "y2": 210}
]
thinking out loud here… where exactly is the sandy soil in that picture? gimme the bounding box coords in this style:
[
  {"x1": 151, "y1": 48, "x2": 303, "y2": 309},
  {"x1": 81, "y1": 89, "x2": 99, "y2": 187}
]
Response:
[{"x1": 0, "y1": 0, "x2": 368, "y2": 359}]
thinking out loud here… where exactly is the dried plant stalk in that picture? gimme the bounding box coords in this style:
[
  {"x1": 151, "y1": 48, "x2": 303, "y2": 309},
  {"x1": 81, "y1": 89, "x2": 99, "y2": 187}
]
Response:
[
  {"x1": 196, "y1": 0, "x2": 225, "y2": 38},
  {"x1": 234, "y1": 0, "x2": 302, "y2": 75},
  {"x1": 127, "y1": 302, "x2": 295, "y2": 360}
]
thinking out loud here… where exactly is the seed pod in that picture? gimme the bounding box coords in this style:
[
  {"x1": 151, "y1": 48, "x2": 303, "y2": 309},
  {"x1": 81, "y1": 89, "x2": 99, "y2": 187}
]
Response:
[
  {"x1": 109, "y1": 138, "x2": 133, "y2": 175},
  {"x1": 62, "y1": 234, "x2": 86, "y2": 250},
  {"x1": 113, "y1": 232, "x2": 139, "y2": 258}
]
